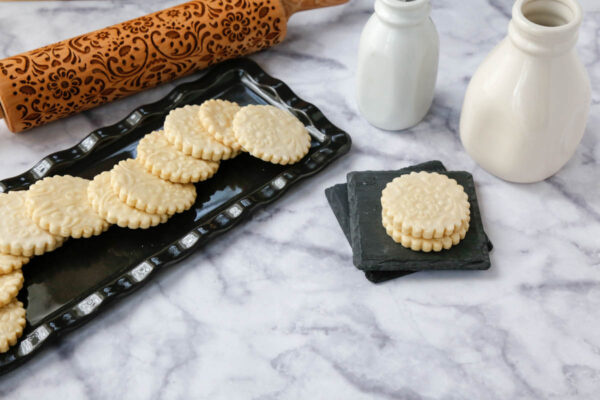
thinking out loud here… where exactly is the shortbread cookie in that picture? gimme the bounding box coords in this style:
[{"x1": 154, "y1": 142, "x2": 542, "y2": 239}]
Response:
[
  {"x1": 0, "y1": 300, "x2": 26, "y2": 353},
  {"x1": 0, "y1": 192, "x2": 64, "y2": 257},
  {"x1": 88, "y1": 172, "x2": 169, "y2": 229},
  {"x1": 0, "y1": 270, "x2": 23, "y2": 308},
  {"x1": 198, "y1": 99, "x2": 242, "y2": 150},
  {"x1": 382, "y1": 213, "x2": 468, "y2": 252},
  {"x1": 136, "y1": 130, "x2": 220, "y2": 184},
  {"x1": 0, "y1": 254, "x2": 29, "y2": 275},
  {"x1": 381, "y1": 172, "x2": 470, "y2": 239},
  {"x1": 26, "y1": 175, "x2": 110, "y2": 239},
  {"x1": 164, "y1": 105, "x2": 238, "y2": 161},
  {"x1": 233, "y1": 105, "x2": 311, "y2": 165},
  {"x1": 110, "y1": 159, "x2": 196, "y2": 215}
]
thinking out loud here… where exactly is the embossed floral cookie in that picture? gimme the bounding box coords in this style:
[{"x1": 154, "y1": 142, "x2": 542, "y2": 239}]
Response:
[
  {"x1": 0, "y1": 192, "x2": 65, "y2": 257},
  {"x1": 232, "y1": 105, "x2": 311, "y2": 165},
  {"x1": 381, "y1": 171, "x2": 470, "y2": 240},
  {"x1": 136, "y1": 130, "x2": 220, "y2": 184},
  {"x1": 165, "y1": 105, "x2": 238, "y2": 161},
  {"x1": 0, "y1": 300, "x2": 26, "y2": 354},
  {"x1": 26, "y1": 175, "x2": 110, "y2": 239},
  {"x1": 88, "y1": 171, "x2": 169, "y2": 229},
  {"x1": 110, "y1": 159, "x2": 197, "y2": 215},
  {"x1": 198, "y1": 99, "x2": 242, "y2": 150}
]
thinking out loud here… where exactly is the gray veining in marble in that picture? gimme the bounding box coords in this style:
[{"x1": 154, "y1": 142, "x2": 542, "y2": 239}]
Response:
[{"x1": 0, "y1": 0, "x2": 599, "y2": 399}]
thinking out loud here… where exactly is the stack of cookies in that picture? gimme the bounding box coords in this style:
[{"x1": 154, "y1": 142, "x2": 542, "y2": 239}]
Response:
[
  {"x1": 325, "y1": 161, "x2": 493, "y2": 284},
  {"x1": 0, "y1": 100, "x2": 312, "y2": 353},
  {"x1": 380, "y1": 171, "x2": 471, "y2": 252}
]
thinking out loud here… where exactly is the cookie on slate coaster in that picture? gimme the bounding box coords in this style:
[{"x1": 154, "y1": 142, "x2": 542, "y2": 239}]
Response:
[
  {"x1": 325, "y1": 161, "x2": 447, "y2": 283},
  {"x1": 381, "y1": 171, "x2": 471, "y2": 239},
  {"x1": 382, "y1": 212, "x2": 469, "y2": 252},
  {"x1": 348, "y1": 169, "x2": 492, "y2": 272}
]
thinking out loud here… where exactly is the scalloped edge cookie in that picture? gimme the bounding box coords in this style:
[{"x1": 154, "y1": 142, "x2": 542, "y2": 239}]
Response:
[
  {"x1": 136, "y1": 130, "x2": 220, "y2": 184},
  {"x1": 0, "y1": 270, "x2": 24, "y2": 309},
  {"x1": 0, "y1": 300, "x2": 26, "y2": 354},
  {"x1": 198, "y1": 99, "x2": 242, "y2": 150},
  {"x1": 232, "y1": 105, "x2": 311, "y2": 165},
  {"x1": 88, "y1": 171, "x2": 169, "y2": 230},
  {"x1": 0, "y1": 254, "x2": 29, "y2": 275},
  {"x1": 26, "y1": 175, "x2": 109, "y2": 239},
  {"x1": 0, "y1": 191, "x2": 65, "y2": 257},
  {"x1": 164, "y1": 105, "x2": 238, "y2": 161},
  {"x1": 382, "y1": 212, "x2": 469, "y2": 252},
  {"x1": 110, "y1": 159, "x2": 197, "y2": 215},
  {"x1": 381, "y1": 171, "x2": 470, "y2": 239}
]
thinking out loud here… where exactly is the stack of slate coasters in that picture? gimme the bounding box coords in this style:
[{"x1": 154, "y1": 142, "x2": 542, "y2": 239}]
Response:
[{"x1": 325, "y1": 161, "x2": 493, "y2": 283}]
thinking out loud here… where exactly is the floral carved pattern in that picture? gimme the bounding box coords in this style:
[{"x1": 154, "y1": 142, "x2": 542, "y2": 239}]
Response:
[
  {"x1": 0, "y1": 0, "x2": 287, "y2": 132},
  {"x1": 48, "y1": 68, "x2": 82, "y2": 100}
]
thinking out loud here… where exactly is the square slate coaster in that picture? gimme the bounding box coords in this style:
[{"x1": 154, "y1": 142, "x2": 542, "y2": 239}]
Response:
[
  {"x1": 325, "y1": 161, "x2": 447, "y2": 283},
  {"x1": 348, "y1": 169, "x2": 492, "y2": 272},
  {"x1": 326, "y1": 183, "x2": 412, "y2": 283},
  {"x1": 325, "y1": 183, "x2": 354, "y2": 244}
]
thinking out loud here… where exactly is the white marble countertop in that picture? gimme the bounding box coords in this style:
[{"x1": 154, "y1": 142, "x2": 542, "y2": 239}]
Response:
[{"x1": 1, "y1": 0, "x2": 599, "y2": 398}]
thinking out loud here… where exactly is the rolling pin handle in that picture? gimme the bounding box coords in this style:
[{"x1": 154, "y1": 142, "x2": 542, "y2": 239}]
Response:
[{"x1": 281, "y1": 0, "x2": 349, "y2": 17}]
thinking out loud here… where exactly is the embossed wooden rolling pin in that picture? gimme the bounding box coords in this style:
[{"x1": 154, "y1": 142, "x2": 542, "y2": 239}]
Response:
[{"x1": 0, "y1": 0, "x2": 347, "y2": 133}]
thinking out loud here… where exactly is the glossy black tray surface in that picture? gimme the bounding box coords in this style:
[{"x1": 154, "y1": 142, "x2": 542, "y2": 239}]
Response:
[{"x1": 0, "y1": 58, "x2": 351, "y2": 376}]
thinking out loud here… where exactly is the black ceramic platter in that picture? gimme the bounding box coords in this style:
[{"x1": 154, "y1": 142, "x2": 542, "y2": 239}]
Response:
[{"x1": 0, "y1": 58, "x2": 351, "y2": 376}]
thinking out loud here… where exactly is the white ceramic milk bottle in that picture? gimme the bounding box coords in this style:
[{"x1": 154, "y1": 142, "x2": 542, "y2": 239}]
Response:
[
  {"x1": 356, "y1": 0, "x2": 439, "y2": 131},
  {"x1": 460, "y1": 0, "x2": 591, "y2": 183}
]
